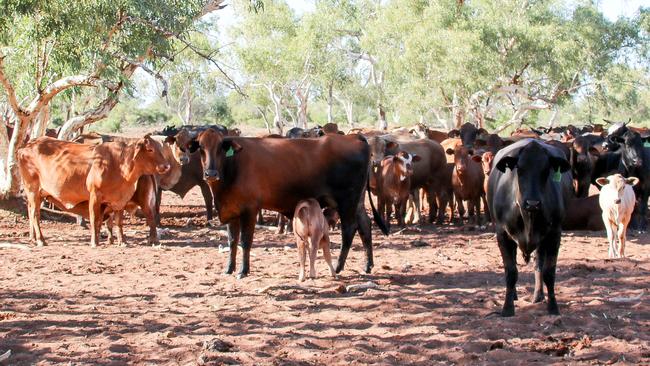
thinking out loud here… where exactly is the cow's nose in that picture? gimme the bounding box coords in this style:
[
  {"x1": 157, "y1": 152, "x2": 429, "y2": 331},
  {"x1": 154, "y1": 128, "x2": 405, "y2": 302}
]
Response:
[
  {"x1": 157, "y1": 164, "x2": 170, "y2": 174},
  {"x1": 180, "y1": 156, "x2": 190, "y2": 165},
  {"x1": 523, "y1": 200, "x2": 541, "y2": 211},
  {"x1": 614, "y1": 198, "x2": 622, "y2": 204},
  {"x1": 204, "y1": 169, "x2": 220, "y2": 181}
]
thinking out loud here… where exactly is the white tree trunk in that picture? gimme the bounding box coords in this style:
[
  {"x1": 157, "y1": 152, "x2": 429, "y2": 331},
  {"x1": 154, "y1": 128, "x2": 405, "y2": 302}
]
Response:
[
  {"x1": 31, "y1": 104, "x2": 50, "y2": 138},
  {"x1": 0, "y1": 115, "x2": 32, "y2": 198},
  {"x1": 327, "y1": 82, "x2": 334, "y2": 124}
]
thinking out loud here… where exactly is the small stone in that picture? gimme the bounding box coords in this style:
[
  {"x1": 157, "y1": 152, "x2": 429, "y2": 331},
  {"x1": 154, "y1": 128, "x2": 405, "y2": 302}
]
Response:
[
  {"x1": 411, "y1": 240, "x2": 428, "y2": 247},
  {"x1": 164, "y1": 330, "x2": 176, "y2": 338},
  {"x1": 334, "y1": 284, "x2": 347, "y2": 294},
  {"x1": 203, "y1": 338, "x2": 234, "y2": 352}
]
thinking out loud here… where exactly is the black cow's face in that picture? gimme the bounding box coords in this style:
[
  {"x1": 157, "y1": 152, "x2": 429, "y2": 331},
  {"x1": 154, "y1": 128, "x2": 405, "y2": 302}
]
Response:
[
  {"x1": 368, "y1": 137, "x2": 398, "y2": 168},
  {"x1": 196, "y1": 129, "x2": 242, "y2": 183},
  {"x1": 458, "y1": 123, "x2": 488, "y2": 148},
  {"x1": 614, "y1": 131, "x2": 644, "y2": 169},
  {"x1": 496, "y1": 143, "x2": 571, "y2": 212}
]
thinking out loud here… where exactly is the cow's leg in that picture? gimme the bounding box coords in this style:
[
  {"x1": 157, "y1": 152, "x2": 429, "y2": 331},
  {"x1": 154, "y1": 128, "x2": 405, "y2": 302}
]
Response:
[
  {"x1": 257, "y1": 211, "x2": 265, "y2": 225},
  {"x1": 297, "y1": 236, "x2": 306, "y2": 282},
  {"x1": 142, "y1": 195, "x2": 159, "y2": 246},
  {"x1": 497, "y1": 230, "x2": 518, "y2": 317},
  {"x1": 336, "y1": 203, "x2": 360, "y2": 274},
  {"x1": 237, "y1": 211, "x2": 256, "y2": 279},
  {"x1": 379, "y1": 197, "x2": 390, "y2": 233},
  {"x1": 355, "y1": 203, "x2": 374, "y2": 274},
  {"x1": 321, "y1": 234, "x2": 337, "y2": 278},
  {"x1": 481, "y1": 193, "x2": 490, "y2": 223},
  {"x1": 89, "y1": 193, "x2": 102, "y2": 248},
  {"x1": 155, "y1": 187, "x2": 163, "y2": 226},
  {"x1": 540, "y1": 232, "x2": 561, "y2": 315},
  {"x1": 308, "y1": 233, "x2": 319, "y2": 279},
  {"x1": 224, "y1": 219, "x2": 240, "y2": 275},
  {"x1": 532, "y1": 251, "x2": 545, "y2": 303},
  {"x1": 106, "y1": 214, "x2": 115, "y2": 245},
  {"x1": 26, "y1": 190, "x2": 45, "y2": 246},
  {"x1": 604, "y1": 217, "x2": 615, "y2": 258},
  {"x1": 456, "y1": 194, "x2": 465, "y2": 223},
  {"x1": 277, "y1": 213, "x2": 286, "y2": 234},
  {"x1": 617, "y1": 222, "x2": 626, "y2": 258},
  {"x1": 199, "y1": 181, "x2": 214, "y2": 221},
  {"x1": 426, "y1": 187, "x2": 437, "y2": 224},
  {"x1": 397, "y1": 200, "x2": 407, "y2": 228},
  {"x1": 114, "y1": 210, "x2": 126, "y2": 247}
]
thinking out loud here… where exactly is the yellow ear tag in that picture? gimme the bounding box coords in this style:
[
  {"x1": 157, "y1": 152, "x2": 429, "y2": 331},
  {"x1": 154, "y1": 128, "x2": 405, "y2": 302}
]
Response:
[
  {"x1": 226, "y1": 147, "x2": 234, "y2": 157},
  {"x1": 552, "y1": 168, "x2": 562, "y2": 182}
]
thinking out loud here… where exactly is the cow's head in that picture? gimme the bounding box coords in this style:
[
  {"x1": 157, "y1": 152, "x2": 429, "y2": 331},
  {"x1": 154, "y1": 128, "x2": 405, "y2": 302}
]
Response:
[
  {"x1": 383, "y1": 151, "x2": 420, "y2": 182},
  {"x1": 611, "y1": 131, "x2": 645, "y2": 169},
  {"x1": 446, "y1": 145, "x2": 481, "y2": 176},
  {"x1": 196, "y1": 128, "x2": 242, "y2": 182},
  {"x1": 570, "y1": 136, "x2": 600, "y2": 197},
  {"x1": 495, "y1": 141, "x2": 571, "y2": 212},
  {"x1": 135, "y1": 134, "x2": 171, "y2": 175},
  {"x1": 596, "y1": 174, "x2": 639, "y2": 204},
  {"x1": 481, "y1": 151, "x2": 495, "y2": 176},
  {"x1": 453, "y1": 123, "x2": 488, "y2": 148},
  {"x1": 368, "y1": 136, "x2": 399, "y2": 169},
  {"x1": 168, "y1": 129, "x2": 197, "y2": 165}
]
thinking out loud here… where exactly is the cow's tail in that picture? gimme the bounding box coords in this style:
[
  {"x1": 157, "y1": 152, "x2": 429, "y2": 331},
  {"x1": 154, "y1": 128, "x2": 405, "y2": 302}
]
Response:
[{"x1": 366, "y1": 177, "x2": 389, "y2": 236}]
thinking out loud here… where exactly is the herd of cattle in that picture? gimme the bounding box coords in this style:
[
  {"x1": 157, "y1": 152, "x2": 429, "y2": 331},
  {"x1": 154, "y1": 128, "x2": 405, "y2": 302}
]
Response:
[{"x1": 14, "y1": 119, "x2": 649, "y2": 317}]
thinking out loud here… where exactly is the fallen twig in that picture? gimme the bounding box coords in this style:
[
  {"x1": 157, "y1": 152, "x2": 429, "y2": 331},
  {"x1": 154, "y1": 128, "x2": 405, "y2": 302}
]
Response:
[
  {"x1": 0, "y1": 243, "x2": 31, "y2": 250},
  {"x1": 256, "y1": 284, "x2": 316, "y2": 294},
  {"x1": 345, "y1": 281, "x2": 379, "y2": 292},
  {"x1": 0, "y1": 350, "x2": 11, "y2": 362}
]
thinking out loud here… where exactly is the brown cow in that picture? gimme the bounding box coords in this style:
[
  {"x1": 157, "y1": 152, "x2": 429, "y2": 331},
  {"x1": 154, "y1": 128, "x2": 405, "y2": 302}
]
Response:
[
  {"x1": 377, "y1": 151, "x2": 420, "y2": 230},
  {"x1": 195, "y1": 129, "x2": 386, "y2": 278},
  {"x1": 368, "y1": 135, "x2": 447, "y2": 224},
  {"x1": 18, "y1": 136, "x2": 170, "y2": 247},
  {"x1": 561, "y1": 195, "x2": 605, "y2": 231},
  {"x1": 409, "y1": 123, "x2": 448, "y2": 143},
  {"x1": 446, "y1": 145, "x2": 486, "y2": 224},
  {"x1": 481, "y1": 151, "x2": 495, "y2": 195},
  {"x1": 293, "y1": 199, "x2": 337, "y2": 281}
]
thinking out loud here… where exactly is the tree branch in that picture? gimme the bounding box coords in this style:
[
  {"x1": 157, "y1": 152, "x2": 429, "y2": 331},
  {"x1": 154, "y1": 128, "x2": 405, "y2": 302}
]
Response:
[{"x1": 0, "y1": 56, "x2": 27, "y2": 118}]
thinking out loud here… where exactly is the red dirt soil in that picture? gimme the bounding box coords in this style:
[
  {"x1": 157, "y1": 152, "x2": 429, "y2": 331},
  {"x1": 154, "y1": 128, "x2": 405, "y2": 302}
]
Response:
[{"x1": 0, "y1": 187, "x2": 648, "y2": 365}]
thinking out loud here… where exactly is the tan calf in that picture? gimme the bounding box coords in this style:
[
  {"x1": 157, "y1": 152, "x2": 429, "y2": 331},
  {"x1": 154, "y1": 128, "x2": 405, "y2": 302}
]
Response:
[
  {"x1": 596, "y1": 174, "x2": 639, "y2": 258},
  {"x1": 292, "y1": 199, "x2": 337, "y2": 281}
]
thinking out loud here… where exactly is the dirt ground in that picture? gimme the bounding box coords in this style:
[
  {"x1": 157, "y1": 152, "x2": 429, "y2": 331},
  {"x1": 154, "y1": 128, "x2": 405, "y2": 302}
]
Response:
[{"x1": 0, "y1": 187, "x2": 648, "y2": 366}]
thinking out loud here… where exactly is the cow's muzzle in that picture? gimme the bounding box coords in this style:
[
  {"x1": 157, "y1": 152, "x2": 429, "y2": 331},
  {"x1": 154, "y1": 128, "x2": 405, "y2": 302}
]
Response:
[
  {"x1": 523, "y1": 200, "x2": 541, "y2": 211},
  {"x1": 157, "y1": 164, "x2": 171, "y2": 174},
  {"x1": 614, "y1": 198, "x2": 622, "y2": 204},
  {"x1": 179, "y1": 156, "x2": 190, "y2": 165},
  {"x1": 204, "y1": 169, "x2": 220, "y2": 182}
]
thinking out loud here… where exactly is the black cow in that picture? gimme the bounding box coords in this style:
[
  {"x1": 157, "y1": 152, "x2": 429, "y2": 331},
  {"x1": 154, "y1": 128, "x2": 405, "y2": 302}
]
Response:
[
  {"x1": 608, "y1": 129, "x2": 650, "y2": 231},
  {"x1": 448, "y1": 122, "x2": 488, "y2": 148},
  {"x1": 285, "y1": 126, "x2": 325, "y2": 139},
  {"x1": 488, "y1": 139, "x2": 572, "y2": 316},
  {"x1": 570, "y1": 135, "x2": 604, "y2": 198}
]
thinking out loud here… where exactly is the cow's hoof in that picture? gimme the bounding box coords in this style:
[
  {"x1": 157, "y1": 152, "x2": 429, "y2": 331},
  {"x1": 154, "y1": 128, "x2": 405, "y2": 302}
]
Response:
[
  {"x1": 90, "y1": 243, "x2": 97, "y2": 248},
  {"x1": 364, "y1": 264, "x2": 373, "y2": 274},
  {"x1": 236, "y1": 272, "x2": 248, "y2": 279},
  {"x1": 223, "y1": 267, "x2": 235, "y2": 275},
  {"x1": 36, "y1": 240, "x2": 46, "y2": 247},
  {"x1": 501, "y1": 307, "x2": 515, "y2": 317},
  {"x1": 335, "y1": 263, "x2": 344, "y2": 274},
  {"x1": 532, "y1": 293, "x2": 544, "y2": 303},
  {"x1": 547, "y1": 304, "x2": 560, "y2": 315}
]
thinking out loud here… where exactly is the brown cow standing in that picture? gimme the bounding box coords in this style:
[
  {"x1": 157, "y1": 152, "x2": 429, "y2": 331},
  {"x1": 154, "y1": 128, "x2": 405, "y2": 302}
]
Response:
[
  {"x1": 293, "y1": 199, "x2": 337, "y2": 281},
  {"x1": 195, "y1": 129, "x2": 386, "y2": 278},
  {"x1": 18, "y1": 136, "x2": 170, "y2": 247},
  {"x1": 446, "y1": 145, "x2": 486, "y2": 224},
  {"x1": 377, "y1": 151, "x2": 420, "y2": 230}
]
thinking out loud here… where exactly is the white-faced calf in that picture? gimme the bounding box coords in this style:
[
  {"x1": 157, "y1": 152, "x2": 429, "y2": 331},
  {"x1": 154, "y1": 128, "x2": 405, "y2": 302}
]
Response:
[{"x1": 596, "y1": 174, "x2": 638, "y2": 258}]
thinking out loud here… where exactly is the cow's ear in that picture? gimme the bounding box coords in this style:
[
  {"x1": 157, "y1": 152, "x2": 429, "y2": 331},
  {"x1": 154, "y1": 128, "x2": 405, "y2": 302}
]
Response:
[
  {"x1": 448, "y1": 129, "x2": 460, "y2": 138},
  {"x1": 549, "y1": 156, "x2": 571, "y2": 173},
  {"x1": 386, "y1": 141, "x2": 398, "y2": 150},
  {"x1": 187, "y1": 140, "x2": 200, "y2": 153},
  {"x1": 222, "y1": 140, "x2": 242, "y2": 156},
  {"x1": 595, "y1": 177, "x2": 609, "y2": 187},
  {"x1": 626, "y1": 177, "x2": 640, "y2": 186},
  {"x1": 478, "y1": 128, "x2": 488, "y2": 136},
  {"x1": 471, "y1": 155, "x2": 482, "y2": 163},
  {"x1": 412, "y1": 154, "x2": 422, "y2": 162},
  {"x1": 445, "y1": 148, "x2": 455, "y2": 155},
  {"x1": 164, "y1": 135, "x2": 176, "y2": 145},
  {"x1": 495, "y1": 156, "x2": 517, "y2": 172}
]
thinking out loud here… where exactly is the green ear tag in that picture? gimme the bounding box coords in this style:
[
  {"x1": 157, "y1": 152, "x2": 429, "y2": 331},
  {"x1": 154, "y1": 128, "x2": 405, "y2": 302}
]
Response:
[
  {"x1": 552, "y1": 168, "x2": 562, "y2": 182},
  {"x1": 226, "y1": 147, "x2": 234, "y2": 157},
  {"x1": 644, "y1": 141, "x2": 650, "y2": 148}
]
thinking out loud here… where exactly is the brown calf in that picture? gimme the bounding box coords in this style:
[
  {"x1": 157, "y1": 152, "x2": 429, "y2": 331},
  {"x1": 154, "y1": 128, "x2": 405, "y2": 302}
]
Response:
[
  {"x1": 293, "y1": 199, "x2": 337, "y2": 281},
  {"x1": 446, "y1": 145, "x2": 486, "y2": 224},
  {"x1": 377, "y1": 151, "x2": 420, "y2": 230}
]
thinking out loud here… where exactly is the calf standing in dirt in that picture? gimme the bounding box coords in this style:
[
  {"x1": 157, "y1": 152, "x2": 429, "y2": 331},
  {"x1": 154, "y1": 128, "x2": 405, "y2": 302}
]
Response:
[
  {"x1": 293, "y1": 199, "x2": 337, "y2": 281},
  {"x1": 596, "y1": 174, "x2": 638, "y2": 258}
]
